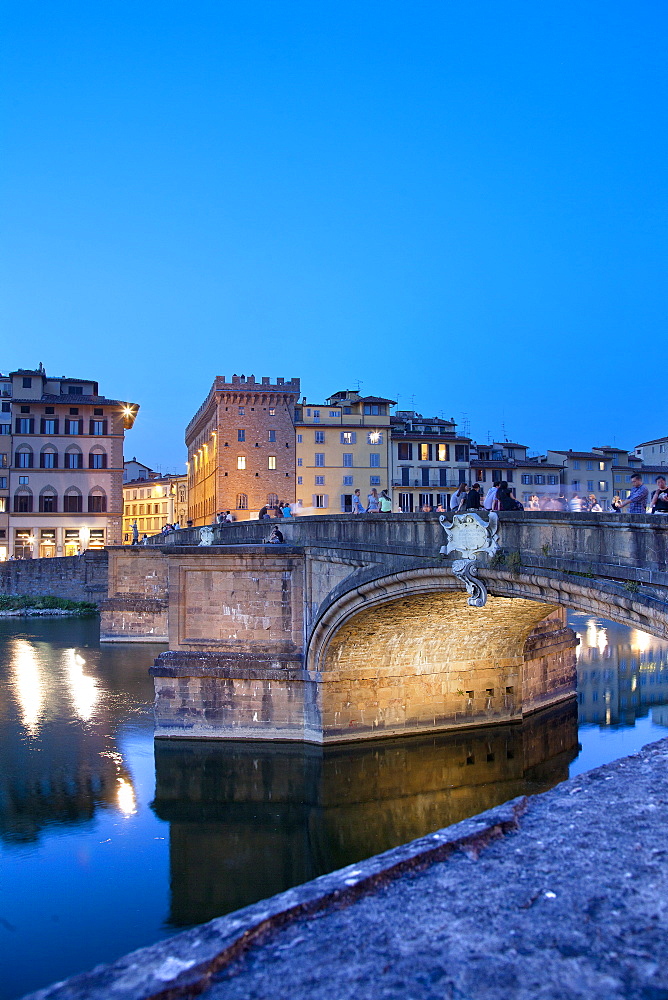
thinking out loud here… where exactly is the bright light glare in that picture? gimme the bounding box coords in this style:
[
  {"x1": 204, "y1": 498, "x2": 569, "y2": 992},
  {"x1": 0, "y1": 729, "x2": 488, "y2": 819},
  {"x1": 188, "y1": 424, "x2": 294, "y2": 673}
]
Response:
[
  {"x1": 65, "y1": 648, "x2": 98, "y2": 722},
  {"x1": 10, "y1": 639, "x2": 44, "y2": 735},
  {"x1": 631, "y1": 629, "x2": 652, "y2": 655},
  {"x1": 117, "y1": 777, "x2": 137, "y2": 817}
]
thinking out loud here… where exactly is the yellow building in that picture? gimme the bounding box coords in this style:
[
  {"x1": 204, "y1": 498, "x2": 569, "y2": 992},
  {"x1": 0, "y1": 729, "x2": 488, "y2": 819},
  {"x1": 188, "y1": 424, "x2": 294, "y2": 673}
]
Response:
[
  {"x1": 294, "y1": 391, "x2": 395, "y2": 513},
  {"x1": 122, "y1": 473, "x2": 188, "y2": 543}
]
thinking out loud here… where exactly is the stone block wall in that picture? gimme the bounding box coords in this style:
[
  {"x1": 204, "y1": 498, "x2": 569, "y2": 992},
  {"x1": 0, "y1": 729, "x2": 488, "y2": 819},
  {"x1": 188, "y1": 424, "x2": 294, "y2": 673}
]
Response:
[
  {"x1": 99, "y1": 546, "x2": 169, "y2": 641},
  {"x1": 0, "y1": 550, "x2": 108, "y2": 603}
]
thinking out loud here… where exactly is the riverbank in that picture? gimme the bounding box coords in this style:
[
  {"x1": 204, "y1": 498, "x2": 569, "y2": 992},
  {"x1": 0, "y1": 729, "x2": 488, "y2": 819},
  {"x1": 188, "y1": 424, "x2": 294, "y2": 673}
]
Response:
[
  {"x1": 0, "y1": 596, "x2": 98, "y2": 616},
  {"x1": 23, "y1": 735, "x2": 668, "y2": 1000}
]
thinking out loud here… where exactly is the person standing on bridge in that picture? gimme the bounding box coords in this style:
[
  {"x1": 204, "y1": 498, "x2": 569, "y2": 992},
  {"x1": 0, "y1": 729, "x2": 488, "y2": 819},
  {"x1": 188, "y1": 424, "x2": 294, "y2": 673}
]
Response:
[{"x1": 618, "y1": 474, "x2": 649, "y2": 514}]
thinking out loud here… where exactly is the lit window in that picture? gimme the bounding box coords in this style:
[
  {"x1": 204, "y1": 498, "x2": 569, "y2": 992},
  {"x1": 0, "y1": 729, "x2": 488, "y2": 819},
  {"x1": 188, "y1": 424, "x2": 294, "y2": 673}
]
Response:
[
  {"x1": 268, "y1": 456, "x2": 276, "y2": 470},
  {"x1": 437, "y1": 443, "x2": 449, "y2": 461},
  {"x1": 341, "y1": 432, "x2": 356, "y2": 445},
  {"x1": 269, "y1": 408, "x2": 275, "y2": 416},
  {"x1": 419, "y1": 443, "x2": 431, "y2": 461},
  {"x1": 599, "y1": 481, "x2": 607, "y2": 491},
  {"x1": 599, "y1": 462, "x2": 606, "y2": 472},
  {"x1": 237, "y1": 456, "x2": 246, "y2": 470},
  {"x1": 367, "y1": 431, "x2": 382, "y2": 445}
]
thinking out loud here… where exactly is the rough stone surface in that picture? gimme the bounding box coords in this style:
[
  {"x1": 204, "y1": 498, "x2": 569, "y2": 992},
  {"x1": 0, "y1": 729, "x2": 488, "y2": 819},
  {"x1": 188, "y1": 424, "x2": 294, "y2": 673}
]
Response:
[
  {"x1": 0, "y1": 550, "x2": 108, "y2": 603},
  {"x1": 22, "y1": 737, "x2": 668, "y2": 1000}
]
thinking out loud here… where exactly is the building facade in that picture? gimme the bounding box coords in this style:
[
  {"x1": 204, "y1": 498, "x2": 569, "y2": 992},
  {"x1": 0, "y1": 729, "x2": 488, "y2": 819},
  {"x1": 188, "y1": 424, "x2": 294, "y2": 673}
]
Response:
[
  {"x1": 634, "y1": 436, "x2": 668, "y2": 466},
  {"x1": 185, "y1": 375, "x2": 301, "y2": 524},
  {"x1": 390, "y1": 411, "x2": 470, "y2": 512},
  {"x1": 470, "y1": 442, "x2": 563, "y2": 507},
  {"x1": 1, "y1": 366, "x2": 137, "y2": 559},
  {"x1": 123, "y1": 473, "x2": 188, "y2": 542},
  {"x1": 294, "y1": 391, "x2": 395, "y2": 512}
]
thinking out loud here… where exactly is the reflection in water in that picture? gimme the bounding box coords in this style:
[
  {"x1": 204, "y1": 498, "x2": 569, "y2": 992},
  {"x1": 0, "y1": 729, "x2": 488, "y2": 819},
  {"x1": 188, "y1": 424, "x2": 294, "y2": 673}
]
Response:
[
  {"x1": 0, "y1": 619, "x2": 159, "y2": 845},
  {"x1": 10, "y1": 638, "x2": 45, "y2": 736},
  {"x1": 152, "y1": 700, "x2": 579, "y2": 927},
  {"x1": 572, "y1": 613, "x2": 668, "y2": 728}
]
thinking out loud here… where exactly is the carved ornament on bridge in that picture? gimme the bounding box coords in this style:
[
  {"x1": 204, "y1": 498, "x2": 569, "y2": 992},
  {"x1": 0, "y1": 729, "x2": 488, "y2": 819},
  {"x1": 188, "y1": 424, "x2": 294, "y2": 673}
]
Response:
[
  {"x1": 198, "y1": 526, "x2": 215, "y2": 547},
  {"x1": 439, "y1": 512, "x2": 499, "y2": 608}
]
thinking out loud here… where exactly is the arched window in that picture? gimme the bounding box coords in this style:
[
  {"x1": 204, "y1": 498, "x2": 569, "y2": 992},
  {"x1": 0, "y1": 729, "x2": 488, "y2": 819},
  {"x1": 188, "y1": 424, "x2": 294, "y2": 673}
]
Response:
[
  {"x1": 89, "y1": 448, "x2": 107, "y2": 470},
  {"x1": 14, "y1": 446, "x2": 33, "y2": 469},
  {"x1": 88, "y1": 488, "x2": 107, "y2": 513},
  {"x1": 14, "y1": 488, "x2": 33, "y2": 513},
  {"x1": 39, "y1": 486, "x2": 58, "y2": 513},
  {"x1": 63, "y1": 487, "x2": 82, "y2": 513},
  {"x1": 266, "y1": 493, "x2": 279, "y2": 506},
  {"x1": 40, "y1": 446, "x2": 58, "y2": 469},
  {"x1": 236, "y1": 493, "x2": 248, "y2": 510},
  {"x1": 65, "y1": 446, "x2": 83, "y2": 470}
]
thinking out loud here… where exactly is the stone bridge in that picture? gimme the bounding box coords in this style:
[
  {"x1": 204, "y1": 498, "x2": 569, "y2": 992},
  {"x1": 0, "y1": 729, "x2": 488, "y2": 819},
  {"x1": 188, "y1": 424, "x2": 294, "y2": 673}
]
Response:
[{"x1": 100, "y1": 512, "x2": 668, "y2": 744}]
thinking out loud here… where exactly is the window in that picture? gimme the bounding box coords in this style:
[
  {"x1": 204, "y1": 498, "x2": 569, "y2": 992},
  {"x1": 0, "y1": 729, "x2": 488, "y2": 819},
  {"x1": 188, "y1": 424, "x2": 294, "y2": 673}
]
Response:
[
  {"x1": 315, "y1": 475, "x2": 325, "y2": 486},
  {"x1": 0, "y1": 498, "x2": 5, "y2": 513},
  {"x1": 369, "y1": 454, "x2": 380, "y2": 468},
  {"x1": 268, "y1": 456, "x2": 277, "y2": 470},
  {"x1": 0, "y1": 454, "x2": 7, "y2": 468},
  {"x1": 1, "y1": 402, "x2": 8, "y2": 412},
  {"x1": 397, "y1": 442, "x2": 412, "y2": 461},
  {"x1": 547, "y1": 475, "x2": 558, "y2": 485},
  {"x1": 297, "y1": 458, "x2": 302, "y2": 466},
  {"x1": 419, "y1": 443, "x2": 432, "y2": 461},
  {"x1": 534, "y1": 475, "x2": 545, "y2": 485},
  {"x1": 599, "y1": 462, "x2": 606, "y2": 472},
  {"x1": 269, "y1": 408, "x2": 275, "y2": 416},
  {"x1": 399, "y1": 492, "x2": 413, "y2": 512},
  {"x1": 90, "y1": 452, "x2": 107, "y2": 469},
  {"x1": 65, "y1": 418, "x2": 83, "y2": 434},
  {"x1": 599, "y1": 481, "x2": 608, "y2": 492},
  {"x1": 268, "y1": 430, "x2": 276, "y2": 442},
  {"x1": 297, "y1": 476, "x2": 303, "y2": 485},
  {"x1": 370, "y1": 476, "x2": 381, "y2": 486},
  {"x1": 64, "y1": 492, "x2": 82, "y2": 513},
  {"x1": 68, "y1": 385, "x2": 83, "y2": 395},
  {"x1": 0, "y1": 477, "x2": 6, "y2": 488},
  {"x1": 343, "y1": 453, "x2": 353, "y2": 467},
  {"x1": 364, "y1": 404, "x2": 384, "y2": 415},
  {"x1": 18, "y1": 476, "x2": 28, "y2": 485},
  {"x1": 418, "y1": 492, "x2": 433, "y2": 508},
  {"x1": 367, "y1": 431, "x2": 383, "y2": 445},
  {"x1": 343, "y1": 475, "x2": 353, "y2": 486},
  {"x1": 90, "y1": 420, "x2": 107, "y2": 435},
  {"x1": 573, "y1": 460, "x2": 580, "y2": 470},
  {"x1": 294, "y1": 409, "x2": 302, "y2": 421},
  {"x1": 315, "y1": 453, "x2": 325, "y2": 467},
  {"x1": 586, "y1": 461, "x2": 593, "y2": 471},
  {"x1": 0, "y1": 424, "x2": 10, "y2": 435},
  {"x1": 341, "y1": 431, "x2": 357, "y2": 445},
  {"x1": 315, "y1": 430, "x2": 325, "y2": 443},
  {"x1": 313, "y1": 494, "x2": 327, "y2": 507},
  {"x1": 455, "y1": 445, "x2": 469, "y2": 462},
  {"x1": 587, "y1": 480, "x2": 594, "y2": 492},
  {"x1": 93, "y1": 408, "x2": 103, "y2": 416},
  {"x1": 313, "y1": 410, "x2": 320, "y2": 419},
  {"x1": 16, "y1": 450, "x2": 33, "y2": 468},
  {"x1": 22, "y1": 377, "x2": 32, "y2": 388},
  {"x1": 572, "y1": 479, "x2": 580, "y2": 491},
  {"x1": 39, "y1": 493, "x2": 57, "y2": 513},
  {"x1": 88, "y1": 493, "x2": 107, "y2": 512},
  {"x1": 329, "y1": 411, "x2": 338, "y2": 418},
  {"x1": 439, "y1": 468, "x2": 448, "y2": 487},
  {"x1": 521, "y1": 474, "x2": 532, "y2": 485},
  {"x1": 237, "y1": 456, "x2": 246, "y2": 470},
  {"x1": 506, "y1": 470, "x2": 514, "y2": 483},
  {"x1": 236, "y1": 493, "x2": 248, "y2": 509},
  {"x1": 14, "y1": 493, "x2": 33, "y2": 512},
  {"x1": 238, "y1": 429, "x2": 245, "y2": 442},
  {"x1": 41, "y1": 418, "x2": 58, "y2": 434},
  {"x1": 40, "y1": 451, "x2": 58, "y2": 469},
  {"x1": 69, "y1": 407, "x2": 79, "y2": 415},
  {"x1": 296, "y1": 434, "x2": 303, "y2": 443},
  {"x1": 65, "y1": 450, "x2": 83, "y2": 469},
  {"x1": 437, "y1": 443, "x2": 449, "y2": 461},
  {"x1": 238, "y1": 407, "x2": 245, "y2": 416},
  {"x1": 16, "y1": 418, "x2": 34, "y2": 433},
  {"x1": 20, "y1": 405, "x2": 30, "y2": 413},
  {"x1": 476, "y1": 469, "x2": 486, "y2": 483}
]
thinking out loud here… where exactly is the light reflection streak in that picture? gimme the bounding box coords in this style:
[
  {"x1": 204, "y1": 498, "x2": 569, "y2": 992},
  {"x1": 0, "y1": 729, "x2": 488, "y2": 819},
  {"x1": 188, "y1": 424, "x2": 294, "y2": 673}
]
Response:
[
  {"x1": 116, "y1": 777, "x2": 137, "y2": 816},
  {"x1": 10, "y1": 638, "x2": 44, "y2": 735},
  {"x1": 64, "y1": 649, "x2": 99, "y2": 722}
]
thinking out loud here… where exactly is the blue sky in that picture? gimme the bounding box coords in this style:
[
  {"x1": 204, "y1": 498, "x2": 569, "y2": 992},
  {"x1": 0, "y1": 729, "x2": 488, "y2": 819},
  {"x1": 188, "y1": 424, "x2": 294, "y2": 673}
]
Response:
[{"x1": 1, "y1": 2, "x2": 666, "y2": 471}]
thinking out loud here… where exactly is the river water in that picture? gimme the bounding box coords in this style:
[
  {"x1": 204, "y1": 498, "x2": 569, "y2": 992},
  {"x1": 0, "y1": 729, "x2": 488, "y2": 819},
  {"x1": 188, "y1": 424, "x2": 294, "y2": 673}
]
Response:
[{"x1": 1, "y1": 612, "x2": 667, "y2": 999}]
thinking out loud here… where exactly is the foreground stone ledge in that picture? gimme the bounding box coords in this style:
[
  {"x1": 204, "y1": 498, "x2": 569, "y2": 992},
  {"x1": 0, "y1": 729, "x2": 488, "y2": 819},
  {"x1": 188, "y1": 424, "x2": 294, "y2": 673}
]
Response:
[{"x1": 23, "y1": 736, "x2": 668, "y2": 1000}]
